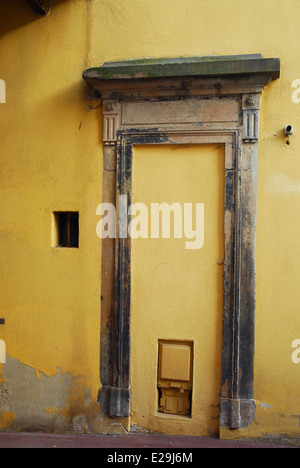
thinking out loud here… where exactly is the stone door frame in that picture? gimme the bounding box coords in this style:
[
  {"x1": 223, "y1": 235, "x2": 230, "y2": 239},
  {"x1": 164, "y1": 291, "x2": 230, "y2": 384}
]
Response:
[{"x1": 83, "y1": 55, "x2": 280, "y2": 430}]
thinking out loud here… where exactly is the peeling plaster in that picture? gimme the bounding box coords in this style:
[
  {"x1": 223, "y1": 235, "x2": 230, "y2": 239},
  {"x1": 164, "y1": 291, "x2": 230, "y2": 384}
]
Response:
[
  {"x1": 266, "y1": 174, "x2": 300, "y2": 196},
  {"x1": 0, "y1": 356, "x2": 95, "y2": 433},
  {"x1": 0, "y1": 356, "x2": 130, "y2": 434}
]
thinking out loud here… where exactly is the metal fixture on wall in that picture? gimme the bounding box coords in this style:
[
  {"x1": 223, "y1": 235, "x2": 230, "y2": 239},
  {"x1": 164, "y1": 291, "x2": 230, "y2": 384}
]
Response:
[
  {"x1": 284, "y1": 125, "x2": 293, "y2": 136},
  {"x1": 26, "y1": 0, "x2": 50, "y2": 15}
]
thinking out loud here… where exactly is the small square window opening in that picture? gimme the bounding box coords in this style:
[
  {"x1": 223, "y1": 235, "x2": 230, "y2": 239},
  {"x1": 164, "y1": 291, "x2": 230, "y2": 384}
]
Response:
[{"x1": 52, "y1": 212, "x2": 79, "y2": 248}]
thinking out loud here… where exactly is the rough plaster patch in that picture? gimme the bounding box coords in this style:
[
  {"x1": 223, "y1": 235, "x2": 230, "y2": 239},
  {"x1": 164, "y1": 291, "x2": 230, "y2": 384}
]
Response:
[
  {"x1": 130, "y1": 424, "x2": 150, "y2": 434},
  {"x1": 0, "y1": 356, "x2": 132, "y2": 435},
  {"x1": 259, "y1": 403, "x2": 274, "y2": 409},
  {"x1": 266, "y1": 174, "x2": 300, "y2": 196},
  {"x1": 72, "y1": 415, "x2": 89, "y2": 433},
  {"x1": 0, "y1": 356, "x2": 91, "y2": 433}
]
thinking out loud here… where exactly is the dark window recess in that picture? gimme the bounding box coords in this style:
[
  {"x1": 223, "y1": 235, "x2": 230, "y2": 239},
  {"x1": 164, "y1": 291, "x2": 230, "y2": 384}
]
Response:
[{"x1": 54, "y1": 212, "x2": 79, "y2": 248}]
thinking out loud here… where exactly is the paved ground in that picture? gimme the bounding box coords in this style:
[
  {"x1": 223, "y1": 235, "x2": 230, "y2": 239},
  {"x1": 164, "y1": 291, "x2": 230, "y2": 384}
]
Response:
[{"x1": 0, "y1": 432, "x2": 298, "y2": 448}]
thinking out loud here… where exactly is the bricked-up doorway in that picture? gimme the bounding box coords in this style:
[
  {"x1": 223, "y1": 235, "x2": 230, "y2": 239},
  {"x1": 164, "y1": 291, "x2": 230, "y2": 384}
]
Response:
[
  {"x1": 83, "y1": 55, "x2": 280, "y2": 430},
  {"x1": 130, "y1": 143, "x2": 225, "y2": 435}
]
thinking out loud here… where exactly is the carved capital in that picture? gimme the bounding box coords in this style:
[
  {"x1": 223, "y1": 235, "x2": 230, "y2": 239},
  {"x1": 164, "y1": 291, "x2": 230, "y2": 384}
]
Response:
[
  {"x1": 104, "y1": 102, "x2": 116, "y2": 113},
  {"x1": 103, "y1": 100, "x2": 120, "y2": 145},
  {"x1": 243, "y1": 109, "x2": 259, "y2": 143},
  {"x1": 242, "y1": 94, "x2": 261, "y2": 143}
]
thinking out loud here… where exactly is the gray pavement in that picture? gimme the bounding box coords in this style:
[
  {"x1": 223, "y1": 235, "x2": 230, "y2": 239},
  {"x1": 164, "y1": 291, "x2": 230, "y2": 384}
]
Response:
[{"x1": 0, "y1": 432, "x2": 298, "y2": 448}]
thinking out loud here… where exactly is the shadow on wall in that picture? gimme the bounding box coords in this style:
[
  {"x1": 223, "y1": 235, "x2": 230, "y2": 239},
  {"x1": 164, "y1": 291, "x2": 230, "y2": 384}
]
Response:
[{"x1": 0, "y1": 0, "x2": 72, "y2": 36}]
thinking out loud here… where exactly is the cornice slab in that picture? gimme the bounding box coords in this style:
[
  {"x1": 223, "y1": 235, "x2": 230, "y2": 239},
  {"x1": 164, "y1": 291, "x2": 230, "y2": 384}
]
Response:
[{"x1": 83, "y1": 54, "x2": 280, "y2": 99}]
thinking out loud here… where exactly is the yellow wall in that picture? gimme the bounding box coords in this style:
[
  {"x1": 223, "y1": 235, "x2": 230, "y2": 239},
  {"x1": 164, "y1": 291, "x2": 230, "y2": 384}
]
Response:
[
  {"x1": 0, "y1": 0, "x2": 104, "y2": 433},
  {"x1": 0, "y1": 0, "x2": 300, "y2": 440}
]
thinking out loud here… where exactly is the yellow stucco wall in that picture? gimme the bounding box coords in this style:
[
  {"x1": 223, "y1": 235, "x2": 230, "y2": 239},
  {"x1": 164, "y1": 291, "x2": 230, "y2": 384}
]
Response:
[{"x1": 0, "y1": 0, "x2": 300, "y2": 440}]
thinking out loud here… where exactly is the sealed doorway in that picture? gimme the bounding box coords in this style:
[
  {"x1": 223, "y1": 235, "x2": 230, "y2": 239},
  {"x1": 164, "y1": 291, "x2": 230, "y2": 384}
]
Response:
[{"x1": 130, "y1": 144, "x2": 225, "y2": 435}]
